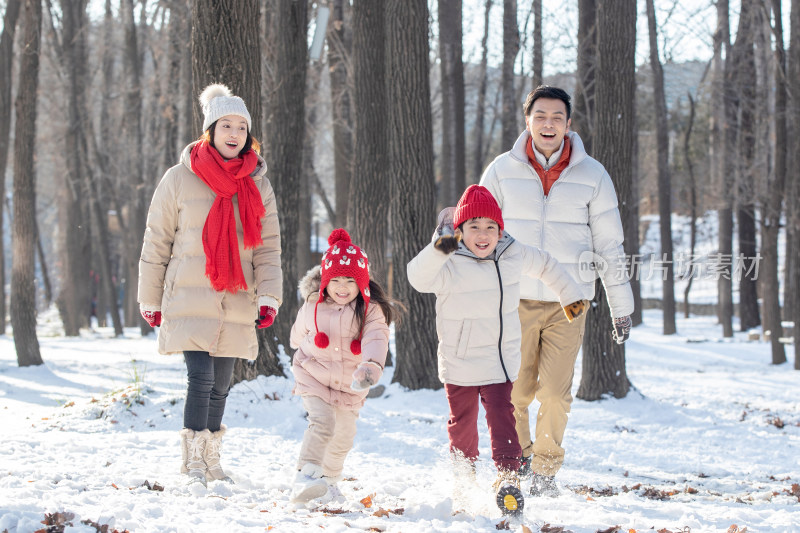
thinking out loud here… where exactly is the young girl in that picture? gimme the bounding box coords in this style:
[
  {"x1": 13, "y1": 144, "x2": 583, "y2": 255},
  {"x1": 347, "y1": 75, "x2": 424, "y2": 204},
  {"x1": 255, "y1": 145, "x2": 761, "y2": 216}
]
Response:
[
  {"x1": 138, "y1": 84, "x2": 282, "y2": 486},
  {"x1": 289, "y1": 228, "x2": 396, "y2": 503},
  {"x1": 407, "y1": 185, "x2": 585, "y2": 515}
]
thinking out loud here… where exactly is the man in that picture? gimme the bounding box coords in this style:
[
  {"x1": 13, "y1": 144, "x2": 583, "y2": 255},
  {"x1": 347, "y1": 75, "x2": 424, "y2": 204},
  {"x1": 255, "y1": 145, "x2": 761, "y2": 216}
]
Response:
[{"x1": 479, "y1": 85, "x2": 634, "y2": 497}]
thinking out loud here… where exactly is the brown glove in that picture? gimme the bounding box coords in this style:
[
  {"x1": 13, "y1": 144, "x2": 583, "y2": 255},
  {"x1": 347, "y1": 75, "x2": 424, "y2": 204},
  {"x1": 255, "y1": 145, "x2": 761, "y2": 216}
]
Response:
[
  {"x1": 434, "y1": 207, "x2": 460, "y2": 254},
  {"x1": 434, "y1": 233, "x2": 461, "y2": 254},
  {"x1": 562, "y1": 300, "x2": 586, "y2": 323}
]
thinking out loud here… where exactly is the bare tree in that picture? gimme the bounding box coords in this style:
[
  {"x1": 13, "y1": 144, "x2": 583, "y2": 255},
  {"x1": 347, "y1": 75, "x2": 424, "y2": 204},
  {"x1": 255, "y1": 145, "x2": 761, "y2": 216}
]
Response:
[
  {"x1": 349, "y1": 0, "x2": 389, "y2": 281},
  {"x1": 572, "y1": 0, "x2": 595, "y2": 155},
  {"x1": 257, "y1": 0, "x2": 308, "y2": 377},
  {"x1": 734, "y1": 0, "x2": 760, "y2": 332},
  {"x1": 438, "y1": 0, "x2": 466, "y2": 207},
  {"x1": 12, "y1": 0, "x2": 43, "y2": 366},
  {"x1": 788, "y1": 0, "x2": 800, "y2": 369},
  {"x1": 717, "y1": 0, "x2": 734, "y2": 338},
  {"x1": 531, "y1": 0, "x2": 542, "y2": 87},
  {"x1": 501, "y1": 0, "x2": 520, "y2": 149},
  {"x1": 682, "y1": 93, "x2": 699, "y2": 318},
  {"x1": 327, "y1": 0, "x2": 353, "y2": 225},
  {"x1": 0, "y1": 0, "x2": 21, "y2": 335},
  {"x1": 646, "y1": 0, "x2": 676, "y2": 335},
  {"x1": 577, "y1": 0, "x2": 635, "y2": 401},
  {"x1": 760, "y1": 0, "x2": 787, "y2": 364},
  {"x1": 386, "y1": 0, "x2": 439, "y2": 390},
  {"x1": 471, "y1": 0, "x2": 492, "y2": 184}
]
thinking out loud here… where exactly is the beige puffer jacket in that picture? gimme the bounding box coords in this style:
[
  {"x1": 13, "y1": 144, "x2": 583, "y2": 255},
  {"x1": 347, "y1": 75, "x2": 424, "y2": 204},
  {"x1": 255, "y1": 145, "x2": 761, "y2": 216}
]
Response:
[
  {"x1": 290, "y1": 266, "x2": 390, "y2": 410},
  {"x1": 138, "y1": 142, "x2": 282, "y2": 359},
  {"x1": 407, "y1": 233, "x2": 583, "y2": 386}
]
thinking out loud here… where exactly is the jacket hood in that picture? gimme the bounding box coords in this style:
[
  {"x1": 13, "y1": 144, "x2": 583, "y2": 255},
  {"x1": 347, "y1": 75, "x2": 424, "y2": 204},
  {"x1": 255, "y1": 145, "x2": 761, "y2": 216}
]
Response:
[
  {"x1": 299, "y1": 265, "x2": 322, "y2": 301},
  {"x1": 454, "y1": 230, "x2": 515, "y2": 260},
  {"x1": 180, "y1": 141, "x2": 268, "y2": 180}
]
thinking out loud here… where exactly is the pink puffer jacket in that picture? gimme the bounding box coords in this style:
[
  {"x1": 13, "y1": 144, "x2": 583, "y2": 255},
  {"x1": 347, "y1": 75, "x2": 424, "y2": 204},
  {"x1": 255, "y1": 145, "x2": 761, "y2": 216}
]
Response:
[{"x1": 290, "y1": 266, "x2": 390, "y2": 410}]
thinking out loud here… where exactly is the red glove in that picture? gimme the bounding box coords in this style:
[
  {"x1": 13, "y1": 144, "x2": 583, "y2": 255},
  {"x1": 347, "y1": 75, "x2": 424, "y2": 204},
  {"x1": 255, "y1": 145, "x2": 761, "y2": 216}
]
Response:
[
  {"x1": 256, "y1": 306, "x2": 277, "y2": 329},
  {"x1": 141, "y1": 309, "x2": 161, "y2": 327}
]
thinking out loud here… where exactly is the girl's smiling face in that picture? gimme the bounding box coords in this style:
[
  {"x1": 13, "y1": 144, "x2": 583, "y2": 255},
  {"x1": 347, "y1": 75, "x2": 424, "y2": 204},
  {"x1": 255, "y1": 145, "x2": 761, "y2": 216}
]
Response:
[
  {"x1": 213, "y1": 114, "x2": 248, "y2": 159},
  {"x1": 326, "y1": 277, "x2": 359, "y2": 305},
  {"x1": 458, "y1": 217, "x2": 501, "y2": 258}
]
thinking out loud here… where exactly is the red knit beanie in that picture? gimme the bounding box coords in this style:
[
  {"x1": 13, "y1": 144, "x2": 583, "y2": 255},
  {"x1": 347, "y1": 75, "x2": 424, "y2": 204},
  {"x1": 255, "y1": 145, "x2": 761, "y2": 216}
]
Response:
[
  {"x1": 453, "y1": 185, "x2": 504, "y2": 231},
  {"x1": 314, "y1": 228, "x2": 371, "y2": 354}
]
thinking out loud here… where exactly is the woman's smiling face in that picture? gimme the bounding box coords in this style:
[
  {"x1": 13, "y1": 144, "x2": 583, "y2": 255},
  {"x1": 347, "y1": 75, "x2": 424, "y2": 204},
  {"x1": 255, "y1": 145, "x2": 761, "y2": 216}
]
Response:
[{"x1": 213, "y1": 115, "x2": 248, "y2": 159}]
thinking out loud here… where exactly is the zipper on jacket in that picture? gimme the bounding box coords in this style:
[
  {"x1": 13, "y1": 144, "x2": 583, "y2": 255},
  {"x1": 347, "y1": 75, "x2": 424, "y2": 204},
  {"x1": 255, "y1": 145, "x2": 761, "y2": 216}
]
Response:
[{"x1": 493, "y1": 260, "x2": 510, "y2": 382}]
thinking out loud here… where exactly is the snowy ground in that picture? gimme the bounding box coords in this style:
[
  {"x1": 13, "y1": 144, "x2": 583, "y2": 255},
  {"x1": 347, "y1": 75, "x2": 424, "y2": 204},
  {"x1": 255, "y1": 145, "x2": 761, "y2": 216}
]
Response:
[{"x1": 1, "y1": 309, "x2": 798, "y2": 533}]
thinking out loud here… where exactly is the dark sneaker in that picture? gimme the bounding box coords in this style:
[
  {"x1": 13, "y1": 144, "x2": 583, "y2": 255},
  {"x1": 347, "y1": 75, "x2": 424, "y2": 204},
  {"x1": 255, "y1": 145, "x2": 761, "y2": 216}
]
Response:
[
  {"x1": 529, "y1": 473, "x2": 559, "y2": 497},
  {"x1": 517, "y1": 455, "x2": 532, "y2": 480}
]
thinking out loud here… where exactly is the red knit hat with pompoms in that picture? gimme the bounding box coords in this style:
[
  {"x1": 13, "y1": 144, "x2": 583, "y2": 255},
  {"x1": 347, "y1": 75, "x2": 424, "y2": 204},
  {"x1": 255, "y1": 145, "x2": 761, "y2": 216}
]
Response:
[{"x1": 314, "y1": 228, "x2": 371, "y2": 355}]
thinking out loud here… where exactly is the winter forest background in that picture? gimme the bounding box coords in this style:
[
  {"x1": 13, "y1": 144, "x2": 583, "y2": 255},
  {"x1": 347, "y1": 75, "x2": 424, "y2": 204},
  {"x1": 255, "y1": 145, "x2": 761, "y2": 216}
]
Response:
[{"x1": 1, "y1": 0, "x2": 799, "y2": 393}]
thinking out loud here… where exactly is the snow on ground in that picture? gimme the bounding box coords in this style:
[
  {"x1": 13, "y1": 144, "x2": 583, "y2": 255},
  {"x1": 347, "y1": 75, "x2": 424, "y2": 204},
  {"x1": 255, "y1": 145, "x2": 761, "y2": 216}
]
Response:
[{"x1": 1, "y1": 310, "x2": 799, "y2": 533}]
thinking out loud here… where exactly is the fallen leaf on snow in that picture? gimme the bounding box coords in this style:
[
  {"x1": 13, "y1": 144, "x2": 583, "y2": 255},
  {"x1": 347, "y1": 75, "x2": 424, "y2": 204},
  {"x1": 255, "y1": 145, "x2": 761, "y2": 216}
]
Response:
[
  {"x1": 360, "y1": 493, "x2": 375, "y2": 508},
  {"x1": 495, "y1": 519, "x2": 510, "y2": 530}
]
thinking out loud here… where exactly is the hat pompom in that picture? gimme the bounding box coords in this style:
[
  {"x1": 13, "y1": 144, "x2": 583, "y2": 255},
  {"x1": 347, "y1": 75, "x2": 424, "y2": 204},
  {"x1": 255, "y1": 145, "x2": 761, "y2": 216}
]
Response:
[
  {"x1": 199, "y1": 83, "x2": 232, "y2": 108},
  {"x1": 314, "y1": 331, "x2": 329, "y2": 349},
  {"x1": 328, "y1": 228, "x2": 351, "y2": 245},
  {"x1": 350, "y1": 339, "x2": 362, "y2": 355}
]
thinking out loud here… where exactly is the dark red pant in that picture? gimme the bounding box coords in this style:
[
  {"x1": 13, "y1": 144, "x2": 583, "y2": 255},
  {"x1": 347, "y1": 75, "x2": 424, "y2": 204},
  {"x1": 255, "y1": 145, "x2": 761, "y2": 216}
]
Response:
[{"x1": 445, "y1": 380, "x2": 522, "y2": 472}]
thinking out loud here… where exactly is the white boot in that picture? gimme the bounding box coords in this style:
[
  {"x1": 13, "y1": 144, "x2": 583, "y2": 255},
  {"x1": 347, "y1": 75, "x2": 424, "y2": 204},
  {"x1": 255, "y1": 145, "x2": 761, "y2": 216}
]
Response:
[
  {"x1": 291, "y1": 463, "x2": 328, "y2": 503},
  {"x1": 180, "y1": 428, "x2": 210, "y2": 487},
  {"x1": 204, "y1": 425, "x2": 233, "y2": 483}
]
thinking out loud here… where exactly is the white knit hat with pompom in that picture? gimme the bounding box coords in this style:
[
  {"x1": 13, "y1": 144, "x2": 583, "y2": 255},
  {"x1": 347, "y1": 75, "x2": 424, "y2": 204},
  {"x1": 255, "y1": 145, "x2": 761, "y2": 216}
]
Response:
[{"x1": 199, "y1": 83, "x2": 252, "y2": 132}]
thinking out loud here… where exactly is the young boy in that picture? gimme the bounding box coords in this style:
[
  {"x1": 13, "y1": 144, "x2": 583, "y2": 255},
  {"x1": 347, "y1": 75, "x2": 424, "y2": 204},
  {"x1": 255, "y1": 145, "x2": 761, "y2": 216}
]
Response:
[{"x1": 406, "y1": 185, "x2": 585, "y2": 515}]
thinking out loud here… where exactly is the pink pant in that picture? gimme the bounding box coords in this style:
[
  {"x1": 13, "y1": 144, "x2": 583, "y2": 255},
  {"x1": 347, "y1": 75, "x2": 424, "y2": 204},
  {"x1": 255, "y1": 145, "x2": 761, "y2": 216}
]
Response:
[{"x1": 445, "y1": 380, "x2": 521, "y2": 472}]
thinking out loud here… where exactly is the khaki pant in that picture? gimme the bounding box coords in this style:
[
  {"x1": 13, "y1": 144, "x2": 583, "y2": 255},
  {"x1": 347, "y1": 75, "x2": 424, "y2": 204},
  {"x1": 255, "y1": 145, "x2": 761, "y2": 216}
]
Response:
[
  {"x1": 512, "y1": 299, "x2": 587, "y2": 476},
  {"x1": 297, "y1": 395, "x2": 359, "y2": 478}
]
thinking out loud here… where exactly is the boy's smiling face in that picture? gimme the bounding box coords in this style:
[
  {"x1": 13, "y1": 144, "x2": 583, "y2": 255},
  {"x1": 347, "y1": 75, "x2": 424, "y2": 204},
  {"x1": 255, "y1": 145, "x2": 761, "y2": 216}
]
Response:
[{"x1": 457, "y1": 217, "x2": 501, "y2": 258}]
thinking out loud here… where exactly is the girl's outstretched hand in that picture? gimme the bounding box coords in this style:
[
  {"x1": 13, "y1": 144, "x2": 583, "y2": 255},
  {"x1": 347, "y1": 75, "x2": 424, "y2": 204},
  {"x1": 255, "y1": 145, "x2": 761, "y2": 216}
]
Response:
[{"x1": 350, "y1": 361, "x2": 383, "y2": 391}]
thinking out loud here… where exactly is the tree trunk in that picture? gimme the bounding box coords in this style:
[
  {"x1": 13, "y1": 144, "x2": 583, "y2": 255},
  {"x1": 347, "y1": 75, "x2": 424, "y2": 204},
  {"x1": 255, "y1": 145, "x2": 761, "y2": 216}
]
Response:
[
  {"x1": 11, "y1": 0, "x2": 43, "y2": 367},
  {"x1": 683, "y1": 93, "x2": 698, "y2": 319},
  {"x1": 718, "y1": 0, "x2": 734, "y2": 338},
  {"x1": 471, "y1": 0, "x2": 492, "y2": 185},
  {"x1": 788, "y1": 0, "x2": 800, "y2": 369},
  {"x1": 0, "y1": 0, "x2": 21, "y2": 334},
  {"x1": 577, "y1": 0, "x2": 635, "y2": 401},
  {"x1": 760, "y1": 0, "x2": 787, "y2": 364},
  {"x1": 734, "y1": 0, "x2": 760, "y2": 332},
  {"x1": 646, "y1": 0, "x2": 676, "y2": 335},
  {"x1": 56, "y1": 0, "x2": 93, "y2": 336},
  {"x1": 386, "y1": 0, "x2": 440, "y2": 390},
  {"x1": 501, "y1": 0, "x2": 520, "y2": 149},
  {"x1": 438, "y1": 0, "x2": 466, "y2": 207},
  {"x1": 572, "y1": 0, "x2": 595, "y2": 155},
  {"x1": 349, "y1": 0, "x2": 389, "y2": 282},
  {"x1": 61, "y1": 0, "x2": 124, "y2": 337},
  {"x1": 256, "y1": 0, "x2": 308, "y2": 378},
  {"x1": 327, "y1": 0, "x2": 353, "y2": 226},
  {"x1": 299, "y1": 62, "x2": 322, "y2": 277},
  {"x1": 531, "y1": 0, "x2": 542, "y2": 88}
]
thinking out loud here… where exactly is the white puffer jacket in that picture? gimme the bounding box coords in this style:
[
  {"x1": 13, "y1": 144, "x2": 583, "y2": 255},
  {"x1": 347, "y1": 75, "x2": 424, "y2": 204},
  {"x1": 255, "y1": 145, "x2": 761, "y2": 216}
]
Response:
[
  {"x1": 479, "y1": 130, "x2": 634, "y2": 318},
  {"x1": 407, "y1": 233, "x2": 583, "y2": 387}
]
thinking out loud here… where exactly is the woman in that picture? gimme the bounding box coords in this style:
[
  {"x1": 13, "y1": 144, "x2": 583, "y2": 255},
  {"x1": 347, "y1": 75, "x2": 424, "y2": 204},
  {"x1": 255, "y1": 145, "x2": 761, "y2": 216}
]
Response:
[{"x1": 138, "y1": 84, "x2": 282, "y2": 486}]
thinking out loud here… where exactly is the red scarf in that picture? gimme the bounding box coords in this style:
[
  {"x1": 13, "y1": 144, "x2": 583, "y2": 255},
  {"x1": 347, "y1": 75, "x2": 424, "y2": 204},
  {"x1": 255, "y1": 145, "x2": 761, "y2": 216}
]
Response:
[
  {"x1": 526, "y1": 136, "x2": 571, "y2": 196},
  {"x1": 190, "y1": 141, "x2": 265, "y2": 293}
]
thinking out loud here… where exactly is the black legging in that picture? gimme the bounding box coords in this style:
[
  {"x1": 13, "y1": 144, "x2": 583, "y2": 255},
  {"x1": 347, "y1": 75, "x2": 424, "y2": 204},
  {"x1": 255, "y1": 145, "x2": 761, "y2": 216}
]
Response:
[{"x1": 183, "y1": 351, "x2": 236, "y2": 432}]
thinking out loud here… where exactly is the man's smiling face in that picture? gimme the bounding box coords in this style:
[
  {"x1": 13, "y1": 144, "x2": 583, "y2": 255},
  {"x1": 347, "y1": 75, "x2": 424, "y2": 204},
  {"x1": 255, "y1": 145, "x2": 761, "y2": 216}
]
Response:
[{"x1": 525, "y1": 97, "x2": 571, "y2": 159}]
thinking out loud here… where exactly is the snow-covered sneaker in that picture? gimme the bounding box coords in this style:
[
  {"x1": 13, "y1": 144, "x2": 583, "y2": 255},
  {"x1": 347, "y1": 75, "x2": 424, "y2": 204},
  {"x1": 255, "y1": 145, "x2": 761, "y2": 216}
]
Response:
[
  {"x1": 291, "y1": 464, "x2": 328, "y2": 503},
  {"x1": 517, "y1": 455, "x2": 532, "y2": 480},
  {"x1": 493, "y1": 470, "x2": 524, "y2": 516},
  {"x1": 322, "y1": 475, "x2": 345, "y2": 503},
  {"x1": 529, "y1": 472, "x2": 559, "y2": 497}
]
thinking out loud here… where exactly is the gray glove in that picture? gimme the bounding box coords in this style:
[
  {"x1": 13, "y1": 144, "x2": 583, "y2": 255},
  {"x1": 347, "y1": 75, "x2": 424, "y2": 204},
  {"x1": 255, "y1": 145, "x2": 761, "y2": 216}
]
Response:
[
  {"x1": 612, "y1": 315, "x2": 632, "y2": 344},
  {"x1": 433, "y1": 207, "x2": 460, "y2": 253}
]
